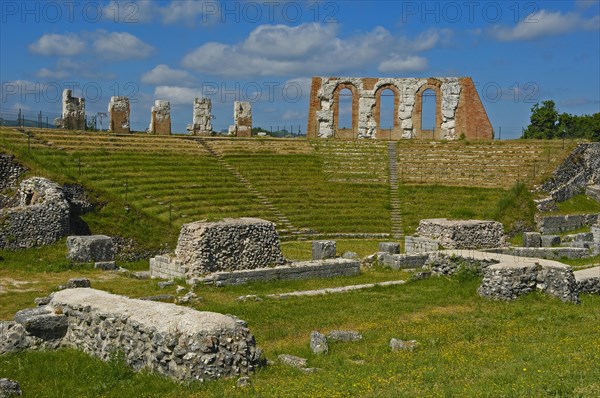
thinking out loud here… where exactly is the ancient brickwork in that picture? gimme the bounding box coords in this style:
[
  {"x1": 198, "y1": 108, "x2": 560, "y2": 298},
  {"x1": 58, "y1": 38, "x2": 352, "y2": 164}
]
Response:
[
  {"x1": 108, "y1": 96, "x2": 130, "y2": 133},
  {"x1": 148, "y1": 100, "x2": 171, "y2": 135},
  {"x1": 55, "y1": 89, "x2": 86, "y2": 130},
  {"x1": 307, "y1": 76, "x2": 492, "y2": 140},
  {"x1": 417, "y1": 219, "x2": 505, "y2": 249},
  {"x1": 187, "y1": 98, "x2": 213, "y2": 135},
  {"x1": 229, "y1": 101, "x2": 252, "y2": 137}
]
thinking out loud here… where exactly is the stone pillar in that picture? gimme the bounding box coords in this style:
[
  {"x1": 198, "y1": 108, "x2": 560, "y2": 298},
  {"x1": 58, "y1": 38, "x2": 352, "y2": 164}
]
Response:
[
  {"x1": 56, "y1": 89, "x2": 85, "y2": 130},
  {"x1": 148, "y1": 100, "x2": 171, "y2": 135},
  {"x1": 187, "y1": 98, "x2": 212, "y2": 135},
  {"x1": 228, "y1": 101, "x2": 252, "y2": 137},
  {"x1": 108, "y1": 96, "x2": 130, "y2": 133}
]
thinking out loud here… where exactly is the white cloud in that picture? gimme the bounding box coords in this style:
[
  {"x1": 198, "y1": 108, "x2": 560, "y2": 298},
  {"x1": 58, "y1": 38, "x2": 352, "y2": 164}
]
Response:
[
  {"x1": 34, "y1": 58, "x2": 116, "y2": 80},
  {"x1": 378, "y1": 55, "x2": 428, "y2": 73},
  {"x1": 489, "y1": 10, "x2": 597, "y2": 41},
  {"x1": 93, "y1": 31, "x2": 154, "y2": 60},
  {"x1": 154, "y1": 86, "x2": 201, "y2": 105},
  {"x1": 28, "y1": 33, "x2": 85, "y2": 56},
  {"x1": 182, "y1": 23, "x2": 447, "y2": 77},
  {"x1": 104, "y1": 0, "x2": 218, "y2": 26},
  {"x1": 281, "y1": 110, "x2": 304, "y2": 121},
  {"x1": 141, "y1": 65, "x2": 195, "y2": 86}
]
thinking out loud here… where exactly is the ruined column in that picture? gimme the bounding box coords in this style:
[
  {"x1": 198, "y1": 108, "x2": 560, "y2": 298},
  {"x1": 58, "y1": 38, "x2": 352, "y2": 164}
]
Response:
[
  {"x1": 55, "y1": 89, "x2": 85, "y2": 130},
  {"x1": 228, "y1": 101, "x2": 252, "y2": 137},
  {"x1": 108, "y1": 96, "x2": 130, "y2": 133},
  {"x1": 148, "y1": 100, "x2": 171, "y2": 135},
  {"x1": 186, "y1": 98, "x2": 212, "y2": 135}
]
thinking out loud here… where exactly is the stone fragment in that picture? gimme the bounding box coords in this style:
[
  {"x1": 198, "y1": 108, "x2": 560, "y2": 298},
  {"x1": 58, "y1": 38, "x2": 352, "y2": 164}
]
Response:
[
  {"x1": 0, "y1": 321, "x2": 30, "y2": 354},
  {"x1": 236, "y1": 376, "x2": 251, "y2": 388},
  {"x1": 541, "y1": 235, "x2": 561, "y2": 247},
  {"x1": 310, "y1": 331, "x2": 328, "y2": 354},
  {"x1": 278, "y1": 354, "x2": 308, "y2": 369},
  {"x1": 378, "y1": 242, "x2": 400, "y2": 254},
  {"x1": 157, "y1": 281, "x2": 174, "y2": 289},
  {"x1": 34, "y1": 296, "x2": 52, "y2": 306},
  {"x1": 312, "y1": 240, "x2": 336, "y2": 260},
  {"x1": 133, "y1": 271, "x2": 150, "y2": 280},
  {"x1": 0, "y1": 378, "x2": 22, "y2": 397},
  {"x1": 327, "y1": 330, "x2": 363, "y2": 342},
  {"x1": 14, "y1": 307, "x2": 68, "y2": 340},
  {"x1": 586, "y1": 184, "x2": 600, "y2": 203},
  {"x1": 138, "y1": 294, "x2": 176, "y2": 302},
  {"x1": 67, "y1": 235, "x2": 115, "y2": 263},
  {"x1": 94, "y1": 261, "x2": 117, "y2": 270},
  {"x1": 64, "y1": 278, "x2": 91, "y2": 289},
  {"x1": 523, "y1": 232, "x2": 542, "y2": 248},
  {"x1": 148, "y1": 100, "x2": 171, "y2": 135},
  {"x1": 389, "y1": 338, "x2": 418, "y2": 352},
  {"x1": 342, "y1": 251, "x2": 359, "y2": 259},
  {"x1": 108, "y1": 96, "x2": 130, "y2": 133},
  {"x1": 176, "y1": 285, "x2": 186, "y2": 294},
  {"x1": 404, "y1": 236, "x2": 440, "y2": 254}
]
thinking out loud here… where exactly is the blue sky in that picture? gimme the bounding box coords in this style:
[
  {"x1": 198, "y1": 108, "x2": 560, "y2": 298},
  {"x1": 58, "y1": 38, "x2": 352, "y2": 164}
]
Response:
[{"x1": 1, "y1": 0, "x2": 599, "y2": 138}]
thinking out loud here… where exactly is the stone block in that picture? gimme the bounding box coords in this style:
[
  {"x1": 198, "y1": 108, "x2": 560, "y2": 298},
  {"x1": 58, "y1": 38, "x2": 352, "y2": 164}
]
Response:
[
  {"x1": 390, "y1": 338, "x2": 417, "y2": 352},
  {"x1": 310, "y1": 331, "x2": 328, "y2": 354},
  {"x1": 67, "y1": 235, "x2": 115, "y2": 262},
  {"x1": 327, "y1": 330, "x2": 362, "y2": 342},
  {"x1": 537, "y1": 214, "x2": 599, "y2": 234},
  {"x1": 523, "y1": 232, "x2": 541, "y2": 248},
  {"x1": 312, "y1": 240, "x2": 336, "y2": 260},
  {"x1": 378, "y1": 242, "x2": 400, "y2": 254},
  {"x1": 0, "y1": 378, "x2": 22, "y2": 398},
  {"x1": 382, "y1": 253, "x2": 429, "y2": 270},
  {"x1": 94, "y1": 261, "x2": 117, "y2": 270},
  {"x1": 586, "y1": 185, "x2": 600, "y2": 203},
  {"x1": 14, "y1": 307, "x2": 68, "y2": 340},
  {"x1": 541, "y1": 235, "x2": 561, "y2": 247},
  {"x1": 417, "y1": 218, "x2": 505, "y2": 249},
  {"x1": 278, "y1": 354, "x2": 307, "y2": 369},
  {"x1": 404, "y1": 236, "x2": 440, "y2": 254}
]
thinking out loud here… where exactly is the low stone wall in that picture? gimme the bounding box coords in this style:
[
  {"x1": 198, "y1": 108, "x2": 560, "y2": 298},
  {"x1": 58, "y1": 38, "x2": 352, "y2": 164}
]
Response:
[
  {"x1": 536, "y1": 213, "x2": 599, "y2": 234},
  {"x1": 192, "y1": 259, "x2": 360, "y2": 286},
  {"x1": 575, "y1": 266, "x2": 600, "y2": 294},
  {"x1": 1, "y1": 288, "x2": 261, "y2": 382},
  {"x1": 484, "y1": 247, "x2": 590, "y2": 260},
  {"x1": 0, "y1": 177, "x2": 70, "y2": 249},
  {"x1": 586, "y1": 185, "x2": 600, "y2": 203},
  {"x1": 424, "y1": 252, "x2": 499, "y2": 276},
  {"x1": 174, "y1": 218, "x2": 285, "y2": 278},
  {"x1": 0, "y1": 154, "x2": 26, "y2": 190},
  {"x1": 417, "y1": 219, "x2": 505, "y2": 249},
  {"x1": 404, "y1": 236, "x2": 440, "y2": 254},
  {"x1": 150, "y1": 255, "x2": 186, "y2": 280}
]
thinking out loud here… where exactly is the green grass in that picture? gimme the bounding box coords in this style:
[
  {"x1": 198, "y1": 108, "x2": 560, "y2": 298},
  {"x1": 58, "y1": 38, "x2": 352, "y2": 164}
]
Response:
[
  {"x1": 1, "y1": 275, "x2": 599, "y2": 397},
  {"x1": 553, "y1": 194, "x2": 600, "y2": 215}
]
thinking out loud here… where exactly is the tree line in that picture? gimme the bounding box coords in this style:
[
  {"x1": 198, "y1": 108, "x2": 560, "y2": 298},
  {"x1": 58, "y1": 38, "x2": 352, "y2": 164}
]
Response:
[{"x1": 523, "y1": 100, "x2": 600, "y2": 141}]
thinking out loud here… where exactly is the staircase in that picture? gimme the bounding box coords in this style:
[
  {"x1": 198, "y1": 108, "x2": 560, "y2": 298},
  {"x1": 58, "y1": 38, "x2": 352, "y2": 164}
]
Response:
[
  {"x1": 388, "y1": 142, "x2": 403, "y2": 240},
  {"x1": 196, "y1": 138, "x2": 299, "y2": 237}
]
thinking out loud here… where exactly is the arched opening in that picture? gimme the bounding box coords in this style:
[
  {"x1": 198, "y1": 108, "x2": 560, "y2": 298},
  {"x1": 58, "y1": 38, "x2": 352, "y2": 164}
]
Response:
[
  {"x1": 421, "y1": 89, "x2": 436, "y2": 132},
  {"x1": 379, "y1": 88, "x2": 395, "y2": 131},
  {"x1": 337, "y1": 88, "x2": 353, "y2": 132}
]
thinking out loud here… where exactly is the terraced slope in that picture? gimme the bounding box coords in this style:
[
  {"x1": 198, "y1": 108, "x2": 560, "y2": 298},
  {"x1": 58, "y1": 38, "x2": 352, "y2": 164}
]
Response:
[{"x1": 394, "y1": 140, "x2": 575, "y2": 188}]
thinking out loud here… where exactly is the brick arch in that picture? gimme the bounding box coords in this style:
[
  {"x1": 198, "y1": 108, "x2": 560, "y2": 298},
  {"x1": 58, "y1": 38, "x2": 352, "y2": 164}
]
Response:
[
  {"x1": 332, "y1": 82, "x2": 359, "y2": 139},
  {"x1": 373, "y1": 83, "x2": 401, "y2": 139},
  {"x1": 413, "y1": 78, "x2": 442, "y2": 139}
]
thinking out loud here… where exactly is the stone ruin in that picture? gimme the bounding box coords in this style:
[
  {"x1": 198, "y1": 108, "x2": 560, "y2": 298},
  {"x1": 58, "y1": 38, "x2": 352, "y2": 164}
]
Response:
[
  {"x1": 148, "y1": 100, "x2": 171, "y2": 135},
  {"x1": 0, "y1": 288, "x2": 261, "y2": 382},
  {"x1": 150, "y1": 218, "x2": 360, "y2": 286},
  {"x1": 108, "y1": 96, "x2": 130, "y2": 133},
  {"x1": 187, "y1": 98, "x2": 213, "y2": 135},
  {"x1": 0, "y1": 154, "x2": 26, "y2": 192},
  {"x1": 55, "y1": 89, "x2": 86, "y2": 130},
  {"x1": 228, "y1": 101, "x2": 252, "y2": 137},
  {"x1": 307, "y1": 76, "x2": 492, "y2": 140},
  {"x1": 416, "y1": 218, "x2": 505, "y2": 249},
  {"x1": 0, "y1": 177, "x2": 70, "y2": 249}
]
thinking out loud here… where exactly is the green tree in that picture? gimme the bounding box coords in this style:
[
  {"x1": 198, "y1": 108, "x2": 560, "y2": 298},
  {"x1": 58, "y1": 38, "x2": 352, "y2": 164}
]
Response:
[{"x1": 524, "y1": 100, "x2": 559, "y2": 139}]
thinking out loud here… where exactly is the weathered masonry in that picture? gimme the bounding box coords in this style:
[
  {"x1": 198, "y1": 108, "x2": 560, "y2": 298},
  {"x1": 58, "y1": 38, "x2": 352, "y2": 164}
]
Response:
[{"x1": 307, "y1": 77, "x2": 492, "y2": 140}]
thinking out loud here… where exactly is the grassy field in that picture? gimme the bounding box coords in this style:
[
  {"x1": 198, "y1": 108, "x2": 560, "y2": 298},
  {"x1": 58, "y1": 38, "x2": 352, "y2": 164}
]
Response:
[{"x1": 1, "y1": 263, "x2": 599, "y2": 398}]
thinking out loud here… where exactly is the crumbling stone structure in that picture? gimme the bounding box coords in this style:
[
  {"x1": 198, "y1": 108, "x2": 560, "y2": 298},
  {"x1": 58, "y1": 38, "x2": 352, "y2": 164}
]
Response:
[
  {"x1": 0, "y1": 177, "x2": 70, "y2": 249},
  {"x1": 0, "y1": 154, "x2": 26, "y2": 191},
  {"x1": 0, "y1": 288, "x2": 261, "y2": 381},
  {"x1": 55, "y1": 89, "x2": 86, "y2": 130},
  {"x1": 417, "y1": 218, "x2": 505, "y2": 249},
  {"x1": 108, "y1": 96, "x2": 130, "y2": 133},
  {"x1": 228, "y1": 101, "x2": 252, "y2": 137},
  {"x1": 307, "y1": 76, "x2": 492, "y2": 140},
  {"x1": 187, "y1": 98, "x2": 212, "y2": 135},
  {"x1": 66, "y1": 235, "x2": 115, "y2": 263},
  {"x1": 148, "y1": 100, "x2": 171, "y2": 135}
]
